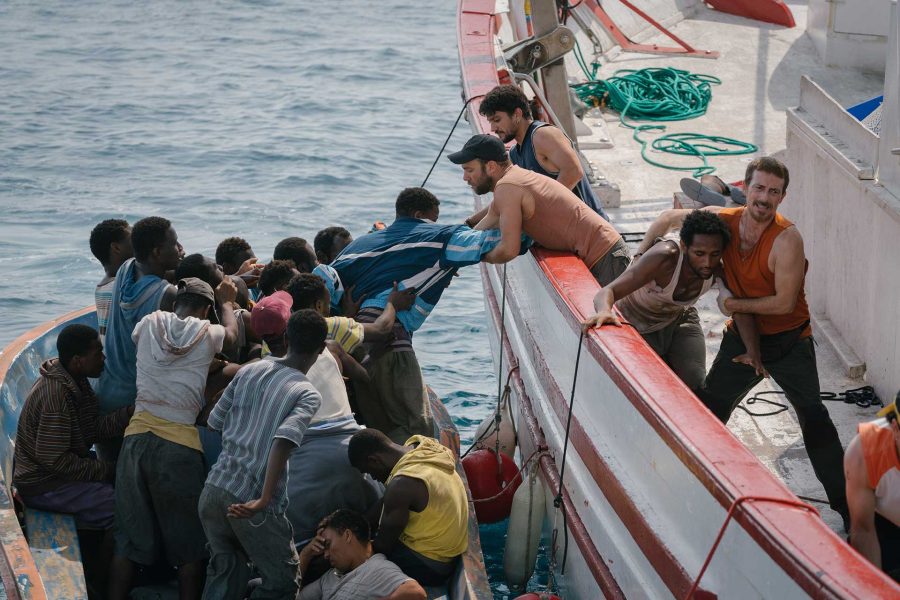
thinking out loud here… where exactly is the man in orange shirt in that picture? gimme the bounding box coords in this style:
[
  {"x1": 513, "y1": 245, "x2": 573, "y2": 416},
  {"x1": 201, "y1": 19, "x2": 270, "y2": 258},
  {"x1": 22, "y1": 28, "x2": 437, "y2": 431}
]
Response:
[
  {"x1": 640, "y1": 157, "x2": 849, "y2": 526},
  {"x1": 844, "y1": 399, "x2": 900, "y2": 581}
]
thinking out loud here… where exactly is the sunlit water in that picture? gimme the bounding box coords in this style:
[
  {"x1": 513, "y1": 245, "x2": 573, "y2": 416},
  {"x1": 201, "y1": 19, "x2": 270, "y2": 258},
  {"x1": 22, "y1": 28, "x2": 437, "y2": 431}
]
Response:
[{"x1": 0, "y1": 1, "x2": 551, "y2": 596}]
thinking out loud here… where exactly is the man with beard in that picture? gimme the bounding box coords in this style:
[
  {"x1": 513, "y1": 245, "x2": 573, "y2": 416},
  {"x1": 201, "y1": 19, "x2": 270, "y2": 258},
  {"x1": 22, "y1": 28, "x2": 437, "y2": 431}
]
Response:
[
  {"x1": 471, "y1": 84, "x2": 609, "y2": 219},
  {"x1": 638, "y1": 157, "x2": 850, "y2": 528},
  {"x1": 584, "y1": 210, "x2": 763, "y2": 391},
  {"x1": 452, "y1": 134, "x2": 628, "y2": 286}
]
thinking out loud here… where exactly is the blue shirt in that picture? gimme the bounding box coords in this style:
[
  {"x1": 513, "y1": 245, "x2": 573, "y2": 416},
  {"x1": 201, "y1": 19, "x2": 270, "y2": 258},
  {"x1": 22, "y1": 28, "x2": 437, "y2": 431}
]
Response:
[
  {"x1": 206, "y1": 359, "x2": 321, "y2": 512},
  {"x1": 333, "y1": 219, "x2": 503, "y2": 334}
]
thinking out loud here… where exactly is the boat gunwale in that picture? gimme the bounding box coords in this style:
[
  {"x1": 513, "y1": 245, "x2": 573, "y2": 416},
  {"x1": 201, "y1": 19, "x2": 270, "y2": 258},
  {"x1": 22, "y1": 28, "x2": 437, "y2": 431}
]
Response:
[
  {"x1": 480, "y1": 266, "x2": 626, "y2": 599},
  {"x1": 0, "y1": 305, "x2": 94, "y2": 599},
  {"x1": 458, "y1": 0, "x2": 898, "y2": 595}
]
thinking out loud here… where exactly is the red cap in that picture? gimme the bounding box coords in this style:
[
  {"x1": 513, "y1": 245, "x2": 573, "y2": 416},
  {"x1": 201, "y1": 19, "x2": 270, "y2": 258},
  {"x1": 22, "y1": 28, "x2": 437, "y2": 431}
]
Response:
[{"x1": 250, "y1": 291, "x2": 292, "y2": 337}]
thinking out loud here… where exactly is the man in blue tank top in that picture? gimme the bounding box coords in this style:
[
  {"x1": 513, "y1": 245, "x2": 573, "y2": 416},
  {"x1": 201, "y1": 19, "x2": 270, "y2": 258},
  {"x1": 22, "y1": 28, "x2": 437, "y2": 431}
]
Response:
[{"x1": 469, "y1": 84, "x2": 609, "y2": 222}]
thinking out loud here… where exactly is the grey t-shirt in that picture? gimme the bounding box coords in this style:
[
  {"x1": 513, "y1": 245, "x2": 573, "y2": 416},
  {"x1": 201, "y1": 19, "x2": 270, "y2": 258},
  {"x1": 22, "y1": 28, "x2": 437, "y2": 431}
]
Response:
[{"x1": 299, "y1": 553, "x2": 411, "y2": 600}]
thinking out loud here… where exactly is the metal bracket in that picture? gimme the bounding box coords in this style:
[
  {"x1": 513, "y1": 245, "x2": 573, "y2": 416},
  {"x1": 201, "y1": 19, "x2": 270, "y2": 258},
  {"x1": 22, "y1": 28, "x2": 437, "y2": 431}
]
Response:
[
  {"x1": 585, "y1": 0, "x2": 718, "y2": 59},
  {"x1": 502, "y1": 26, "x2": 576, "y2": 74}
]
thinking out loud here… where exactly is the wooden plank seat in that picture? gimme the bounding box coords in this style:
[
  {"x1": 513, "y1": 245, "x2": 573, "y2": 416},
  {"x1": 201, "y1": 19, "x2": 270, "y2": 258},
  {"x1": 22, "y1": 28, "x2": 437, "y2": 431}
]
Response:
[{"x1": 23, "y1": 508, "x2": 88, "y2": 600}]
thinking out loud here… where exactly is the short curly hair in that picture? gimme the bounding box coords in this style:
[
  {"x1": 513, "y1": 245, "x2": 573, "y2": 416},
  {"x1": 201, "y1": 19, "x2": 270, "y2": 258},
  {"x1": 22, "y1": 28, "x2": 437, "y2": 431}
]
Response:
[
  {"x1": 215, "y1": 237, "x2": 253, "y2": 272},
  {"x1": 89, "y1": 219, "x2": 130, "y2": 266},
  {"x1": 679, "y1": 210, "x2": 731, "y2": 248},
  {"x1": 174, "y1": 254, "x2": 221, "y2": 288},
  {"x1": 286, "y1": 309, "x2": 327, "y2": 355},
  {"x1": 395, "y1": 187, "x2": 439, "y2": 218},
  {"x1": 478, "y1": 84, "x2": 531, "y2": 119},
  {"x1": 744, "y1": 157, "x2": 790, "y2": 194},
  {"x1": 286, "y1": 273, "x2": 328, "y2": 311},
  {"x1": 273, "y1": 237, "x2": 317, "y2": 273},
  {"x1": 314, "y1": 226, "x2": 352, "y2": 264},
  {"x1": 258, "y1": 259, "x2": 297, "y2": 296},
  {"x1": 347, "y1": 428, "x2": 393, "y2": 471},
  {"x1": 318, "y1": 509, "x2": 371, "y2": 543},
  {"x1": 131, "y1": 216, "x2": 172, "y2": 262}
]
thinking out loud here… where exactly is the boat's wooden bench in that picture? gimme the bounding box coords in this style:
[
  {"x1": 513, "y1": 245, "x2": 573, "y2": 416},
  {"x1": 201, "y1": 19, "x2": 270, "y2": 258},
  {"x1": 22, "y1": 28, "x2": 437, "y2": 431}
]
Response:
[{"x1": 23, "y1": 508, "x2": 88, "y2": 599}]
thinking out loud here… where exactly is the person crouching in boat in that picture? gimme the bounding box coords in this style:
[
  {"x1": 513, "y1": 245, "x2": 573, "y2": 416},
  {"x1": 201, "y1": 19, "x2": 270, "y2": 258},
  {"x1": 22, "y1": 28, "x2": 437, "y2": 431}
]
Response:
[
  {"x1": 452, "y1": 134, "x2": 629, "y2": 285},
  {"x1": 95, "y1": 216, "x2": 183, "y2": 460},
  {"x1": 331, "y1": 190, "x2": 511, "y2": 443},
  {"x1": 843, "y1": 399, "x2": 900, "y2": 581},
  {"x1": 474, "y1": 83, "x2": 610, "y2": 220},
  {"x1": 583, "y1": 210, "x2": 764, "y2": 391},
  {"x1": 108, "y1": 277, "x2": 240, "y2": 600},
  {"x1": 13, "y1": 323, "x2": 131, "y2": 539},
  {"x1": 639, "y1": 157, "x2": 850, "y2": 527},
  {"x1": 348, "y1": 429, "x2": 468, "y2": 586},
  {"x1": 297, "y1": 509, "x2": 426, "y2": 600},
  {"x1": 198, "y1": 309, "x2": 326, "y2": 600}
]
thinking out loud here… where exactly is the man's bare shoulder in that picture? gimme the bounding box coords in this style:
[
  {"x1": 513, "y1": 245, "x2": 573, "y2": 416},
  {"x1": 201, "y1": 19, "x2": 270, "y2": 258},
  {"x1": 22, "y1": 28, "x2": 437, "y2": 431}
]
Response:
[
  {"x1": 531, "y1": 123, "x2": 570, "y2": 149},
  {"x1": 492, "y1": 180, "x2": 526, "y2": 205},
  {"x1": 772, "y1": 222, "x2": 804, "y2": 253},
  {"x1": 642, "y1": 239, "x2": 680, "y2": 270},
  {"x1": 843, "y1": 434, "x2": 869, "y2": 487}
]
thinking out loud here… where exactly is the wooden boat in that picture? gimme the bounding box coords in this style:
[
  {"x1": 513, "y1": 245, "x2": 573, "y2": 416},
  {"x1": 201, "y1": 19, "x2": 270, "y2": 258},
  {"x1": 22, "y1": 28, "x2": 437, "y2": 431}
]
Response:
[
  {"x1": 457, "y1": 0, "x2": 900, "y2": 597},
  {"x1": 0, "y1": 307, "x2": 492, "y2": 599}
]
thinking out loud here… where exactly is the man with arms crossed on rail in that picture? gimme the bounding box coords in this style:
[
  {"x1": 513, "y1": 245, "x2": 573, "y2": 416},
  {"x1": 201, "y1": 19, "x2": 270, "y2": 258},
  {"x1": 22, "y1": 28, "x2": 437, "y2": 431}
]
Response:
[
  {"x1": 583, "y1": 210, "x2": 764, "y2": 391},
  {"x1": 639, "y1": 157, "x2": 849, "y2": 526}
]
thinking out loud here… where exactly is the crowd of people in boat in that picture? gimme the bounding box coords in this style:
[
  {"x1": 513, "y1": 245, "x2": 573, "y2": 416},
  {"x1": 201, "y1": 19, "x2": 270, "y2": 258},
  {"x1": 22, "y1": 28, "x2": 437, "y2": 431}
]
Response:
[{"x1": 10, "y1": 81, "x2": 899, "y2": 599}]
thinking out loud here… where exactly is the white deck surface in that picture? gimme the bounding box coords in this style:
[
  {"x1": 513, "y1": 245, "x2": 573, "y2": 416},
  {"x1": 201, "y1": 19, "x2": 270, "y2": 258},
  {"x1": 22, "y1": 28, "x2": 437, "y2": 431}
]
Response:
[{"x1": 578, "y1": 3, "x2": 886, "y2": 533}]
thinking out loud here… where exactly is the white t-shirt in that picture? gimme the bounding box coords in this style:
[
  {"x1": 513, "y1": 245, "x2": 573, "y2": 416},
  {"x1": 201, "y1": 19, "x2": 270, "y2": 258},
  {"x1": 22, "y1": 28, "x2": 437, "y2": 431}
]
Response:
[
  {"x1": 299, "y1": 553, "x2": 411, "y2": 600},
  {"x1": 133, "y1": 311, "x2": 225, "y2": 424},
  {"x1": 307, "y1": 348, "x2": 353, "y2": 424}
]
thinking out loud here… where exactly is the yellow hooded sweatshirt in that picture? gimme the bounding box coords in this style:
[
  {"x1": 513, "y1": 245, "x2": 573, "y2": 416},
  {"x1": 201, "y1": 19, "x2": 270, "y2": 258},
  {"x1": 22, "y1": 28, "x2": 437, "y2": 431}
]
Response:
[{"x1": 387, "y1": 435, "x2": 469, "y2": 562}]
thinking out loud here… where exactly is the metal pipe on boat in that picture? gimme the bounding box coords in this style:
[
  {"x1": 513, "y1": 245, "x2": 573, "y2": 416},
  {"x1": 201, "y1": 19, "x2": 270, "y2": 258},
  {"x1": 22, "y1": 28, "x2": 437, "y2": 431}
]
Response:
[{"x1": 503, "y1": 460, "x2": 546, "y2": 592}]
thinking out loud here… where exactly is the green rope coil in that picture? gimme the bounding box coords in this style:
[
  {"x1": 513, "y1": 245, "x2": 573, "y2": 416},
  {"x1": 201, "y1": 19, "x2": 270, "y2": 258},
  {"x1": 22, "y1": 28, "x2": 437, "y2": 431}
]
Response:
[{"x1": 571, "y1": 67, "x2": 758, "y2": 177}]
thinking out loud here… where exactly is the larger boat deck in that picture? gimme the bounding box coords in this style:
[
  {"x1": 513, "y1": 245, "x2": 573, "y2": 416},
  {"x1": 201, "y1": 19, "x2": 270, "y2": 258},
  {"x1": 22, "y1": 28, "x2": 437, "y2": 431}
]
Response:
[{"x1": 575, "y1": 3, "x2": 886, "y2": 534}]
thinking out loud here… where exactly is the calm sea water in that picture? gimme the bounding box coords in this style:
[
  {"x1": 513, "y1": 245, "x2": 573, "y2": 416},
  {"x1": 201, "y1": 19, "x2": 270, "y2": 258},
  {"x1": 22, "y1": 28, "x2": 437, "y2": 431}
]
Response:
[{"x1": 0, "y1": 1, "x2": 547, "y2": 596}]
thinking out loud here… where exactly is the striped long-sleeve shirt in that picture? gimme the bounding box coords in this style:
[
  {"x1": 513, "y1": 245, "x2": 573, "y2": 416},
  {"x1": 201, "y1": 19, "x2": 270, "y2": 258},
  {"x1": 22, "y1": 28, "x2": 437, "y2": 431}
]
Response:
[{"x1": 13, "y1": 359, "x2": 131, "y2": 496}]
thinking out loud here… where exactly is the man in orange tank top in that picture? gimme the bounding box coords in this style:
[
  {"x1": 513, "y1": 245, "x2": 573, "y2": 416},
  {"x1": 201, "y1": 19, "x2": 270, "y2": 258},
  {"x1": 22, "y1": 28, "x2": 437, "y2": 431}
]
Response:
[
  {"x1": 843, "y1": 399, "x2": 900, "y2": 581},
  {"x1": 450, "y1": 134, "x2": 629, "y2": 286},
  {"x1": 639, "y1": 157, "x2": 849, "y2": 526}
]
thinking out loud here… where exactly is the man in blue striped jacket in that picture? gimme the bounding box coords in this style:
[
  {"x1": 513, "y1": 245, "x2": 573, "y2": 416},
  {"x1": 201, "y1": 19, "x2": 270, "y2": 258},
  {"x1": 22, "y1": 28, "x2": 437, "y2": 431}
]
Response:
[{"x1": 332, "y1": 187, "x2": 519, "y2": 442}]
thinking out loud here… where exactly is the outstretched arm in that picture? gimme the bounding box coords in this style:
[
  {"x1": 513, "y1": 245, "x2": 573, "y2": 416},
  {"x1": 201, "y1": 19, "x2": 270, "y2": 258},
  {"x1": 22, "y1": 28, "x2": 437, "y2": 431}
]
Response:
[
  {"x1": 636, "y1": 209, "x2": 694, "y2": 255},
  {"x1": 583, "y1": 243, "x2": 673, "y2": 330},
  {"x1": 362, "y1": 283, "x2": 416, "y2": 344},
  {"x1": 465, "y1": 206, "x2": 490, "y2": 228},
  {"x1": 480, "y1": 190, "x2": 523, "y2": 264}
]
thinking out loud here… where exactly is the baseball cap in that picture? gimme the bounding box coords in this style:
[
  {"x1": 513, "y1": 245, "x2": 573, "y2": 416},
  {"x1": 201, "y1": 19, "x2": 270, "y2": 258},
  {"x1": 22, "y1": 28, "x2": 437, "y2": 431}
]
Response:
[
  {"x1": 176, "y1": 278, "x2": 215, "y2": 304},
  {"x1": 251, "y1": 291, "x2": 292, "y2": 337},
  {"x1": 448, "y1": 134, "x2": 508, "y2": 164}
]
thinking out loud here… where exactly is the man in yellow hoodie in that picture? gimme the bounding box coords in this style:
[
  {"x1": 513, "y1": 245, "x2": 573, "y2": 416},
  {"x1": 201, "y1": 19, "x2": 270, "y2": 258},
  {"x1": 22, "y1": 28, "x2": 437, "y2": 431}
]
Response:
[{"x1": 348, "y1": 429, "x2": 468, "y2": 586}]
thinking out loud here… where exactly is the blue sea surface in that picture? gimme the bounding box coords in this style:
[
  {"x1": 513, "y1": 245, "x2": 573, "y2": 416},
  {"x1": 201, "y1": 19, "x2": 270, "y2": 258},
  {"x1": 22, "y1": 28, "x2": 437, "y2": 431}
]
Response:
[{"x1": 0, "y1": 1, "x2": 548, "y2": 596}]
